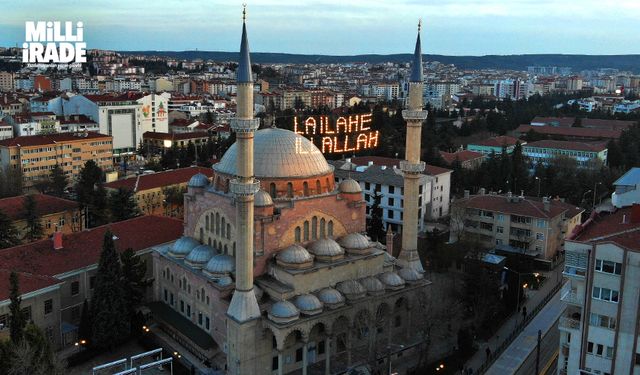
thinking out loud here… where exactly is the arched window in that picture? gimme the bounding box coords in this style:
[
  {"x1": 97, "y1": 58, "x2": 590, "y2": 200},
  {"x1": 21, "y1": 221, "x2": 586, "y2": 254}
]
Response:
[
  {"x1": 270, "y1": 182, "x2": 276, "y2": 198},
  {"x1": 287, "y1": 182, "x2": 293, "y2": 198},
  {"x1": 207, "y1": 238, "x2": 211, "y2": 246},
  {"x1": 311, "y1": 216, "x2": 318, "y2": 240},
  {"x1": 215, "y1": 213, "x2": 220, "y2": 235},
  {"x1": 226, "y1": 224, "x2": 231, "y2": 240},
  {"x1": 225, "y1": 179, "x2": 230, "y2": 193},
  {"x1": 214, "y1": 239, "x2": 218, "y2": 249},
  {"x1": 199, "y1": 228, "x2": 204, "y2": 242},
  {"x1": 295, "y1": 226, "x2": 301, "y2": 242},
  {"x1": 221, "y1": 217, "x2": 226, "y2": 237},
  {"x1": 320, "y1": 218, "x2": 326, "y2": 238},
  {"x1": 205, "y1": 215, "x2": 210, "y2": 231},
  {"x1": 201, "y1": 288, "x2": 205, "y2": 302},
  {"x1": 224, "y1": 244, "x2": 228, "y2": 254},
  {"x1": 326, "y1": 177, "x2": 330, "y2": 192},
  {"x1": 328, "y1": 220, "x2": 334, "y2": 237},
  {"x1": 233, "y1": 242, "x2": 236, "y2": 255},
  {"x1": 303, "y1": 221, "x2": 310, "y2": 241},
  {"x1": 316, "y1": 180, "x2": 321, "y2": 194},
  {"x1": 303, "y1": 181, "x2": 309, "y2": 196}
]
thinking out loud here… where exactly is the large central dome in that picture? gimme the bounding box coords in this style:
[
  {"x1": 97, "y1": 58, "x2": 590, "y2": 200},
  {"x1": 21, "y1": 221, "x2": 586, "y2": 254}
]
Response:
[{"x1": 214, "y1": 128, "x2": 333, "y2": 179}]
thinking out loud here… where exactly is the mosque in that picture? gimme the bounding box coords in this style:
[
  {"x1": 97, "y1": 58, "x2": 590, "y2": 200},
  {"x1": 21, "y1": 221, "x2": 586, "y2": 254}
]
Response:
[{"x1": 151, "y1": 8, "x2": 430, "y2": 375}]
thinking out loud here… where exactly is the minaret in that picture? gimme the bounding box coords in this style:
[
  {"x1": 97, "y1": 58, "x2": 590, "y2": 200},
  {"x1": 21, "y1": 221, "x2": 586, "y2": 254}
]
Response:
[
  {"x1": 227, "y1": 6, "x2": 262, "y2": 374},
  {"x1": 398, "y1": 21, "x2": 427, "y2": 272}
]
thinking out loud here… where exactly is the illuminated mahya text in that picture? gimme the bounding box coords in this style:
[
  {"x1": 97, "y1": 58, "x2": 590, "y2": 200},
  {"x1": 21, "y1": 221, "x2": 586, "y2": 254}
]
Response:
[{"x1": 294, "y1": 113, "x2": 380, "y2": 154}]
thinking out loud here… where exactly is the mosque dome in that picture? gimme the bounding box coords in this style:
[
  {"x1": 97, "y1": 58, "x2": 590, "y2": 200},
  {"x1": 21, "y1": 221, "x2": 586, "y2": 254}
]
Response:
[
  {"x1": 204, "y1": 254, "x2": 235, "y2": 277},
  {"x1": 378, "y1": 272, "x2": 406, "y2": 290},
  {"x1": 307, "y1": 238, "x2": 344, "y2": 262},
  {"x1": 360, "y1": 276, "x2": 385, "y2": 296},
  {"x1": 398, "y1": 267, "x2": 424, "y2": 283},
  {"x1": 276, "y1": 244, "x2": 314, "y2": 269},
  {"x1": 185, "y1": 245, "x2": 216, "y2": 269},
  {"x1": 338, "y1": 178, "x2": 362, "y2": 193},
  {"x1": 169, "y1": 236, "x2": 200, "y2": 259},
  {"x1": 268, "y1": 300, "x2": 300, "y2": 324},
  {"x1": 188, "y1": 173, "x2": 210, "y2": 188},
  {"x1": 254, "y1": 189, "x2": 274, "y2": 207},
  {"x1": 336, "y1": 280, "x2": 366, "y2": 301},
  {"x1": 217, "y1": 275, "x2": 233, "y2": 287},
  {"x1": 292, "y1": 294, "x2": 324, "y2": 316},
  {"x1": 214, "y1": 128, "x2": 333, "y2": 179},
  {"x1": 316, "y1": 288, "x2": 345, "y2": 309},
  {"x1": 338, "y1": 233, "x2": 372, "y2": 255}
]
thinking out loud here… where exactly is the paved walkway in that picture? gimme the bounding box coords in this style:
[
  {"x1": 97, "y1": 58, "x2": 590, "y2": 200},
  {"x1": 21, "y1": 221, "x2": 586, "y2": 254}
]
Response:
[{"x1": 464, "y1": 265, "x2": 563, "y2": 374}]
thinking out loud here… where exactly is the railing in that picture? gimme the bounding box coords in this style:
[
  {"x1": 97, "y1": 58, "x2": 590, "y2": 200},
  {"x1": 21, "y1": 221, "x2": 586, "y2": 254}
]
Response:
[
  {"x1": 401, "y1": 110, "x2": 428, "y2": 121},
  {"x1": 559, "y1": 317, "x2": 581, "y2": 331},
  {"x1": 560, "y1": 290, "x2": 583, "y2": 306},
  {"x1": 399, "y1": 160, "x2": 425, "y2": 174}
]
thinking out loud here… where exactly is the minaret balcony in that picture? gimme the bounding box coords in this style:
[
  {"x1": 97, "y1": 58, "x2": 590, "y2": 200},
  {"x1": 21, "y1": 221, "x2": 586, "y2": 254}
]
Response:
[
  {"x1": 230, "y1": 179, "x2": 261, "y2": 196},
  {"x1": 399, "y1": 160, "x2": 425, "y2": 174},
  {"x1": 402, "y1": 110, "x2": 428, "y2": 121},
  {"x1": 230, "y1": 118, "x2": 260, "y2": 133}
]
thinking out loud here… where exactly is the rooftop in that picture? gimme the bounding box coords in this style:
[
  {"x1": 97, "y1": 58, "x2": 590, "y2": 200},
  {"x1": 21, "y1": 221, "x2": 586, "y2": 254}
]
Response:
[
  {"x1": 469, "y1": 135, "x2": 520, "y2": 148},
  {"x1": 613, "y1": 167, "x2": 640, "y2": 187},
  {"x1": 346, "y1": 156, "x2": 452, "y2": 176},
  {"x1": 515, "y1": 124, "x2": 622, "y2": 139},
  {"x1": 523, "y1": 140, "x2": 607, "y2": 152},
  {"x1": 142, "y1": 131, "x2": 210, "y2": 141},
  {"x1": 0, "y1": 269, "x2": 61, "y2": 301},
  {"x1": 457, "y1": 194, "x2": 584, "y2": 219},
  {"x1": 573, "y1": 206, "x2": 640, "y2": 252},
  {"x1": 0, "y1": 132, "x2": 111, "y2": 147},
  {"x1": 104, "y1": 167, "x2": 214, "y2": 192},
  {"x1": 440, "y1": 150, "x2": 484, "y2": 164},
  {"x1": 0, "y1": 194, "x2": 79, "y2": 221}
]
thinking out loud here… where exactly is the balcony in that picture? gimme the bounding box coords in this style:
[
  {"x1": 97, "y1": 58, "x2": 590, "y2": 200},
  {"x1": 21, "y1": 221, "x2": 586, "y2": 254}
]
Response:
[
  {"x1": 561, "y1": 290, "x2": 583, "y2": 306},
  {"x1": 559, "y1": 317, "x2": 581, "y2": 331},
  {"x1": 563, "y1": 266, "x2": 586, "y2": 280}
]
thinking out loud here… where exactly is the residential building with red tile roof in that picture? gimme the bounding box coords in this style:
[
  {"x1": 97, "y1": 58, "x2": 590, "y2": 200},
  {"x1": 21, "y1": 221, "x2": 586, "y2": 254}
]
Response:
[
  {"x1": 142, "y1": 131, "x2": 212, "y2": 154},
  {"x1": 439, "y1": 150, "x2": 484, "y2": 170},
  {"x1": 467, "y1": 135, "x2": 524, "y2": 156},
  {"x1": 450, "y1": 191, "x2": 584, "y2": 260},
  {"x1": 0, "y1": 194, "x2": 83, "y2": 239},
  {"x1": 104, "y1": 167, "x2": 213, "y2": 217},
  {"x1": 514, "y1": 124, "x2": 622, "y2": 141},
  {"x1": 0, "y1": 215, "x2": 183, "y2": 349},
  {"x1": 522, "y1": 139, "x2": 608, "y2": 168}
]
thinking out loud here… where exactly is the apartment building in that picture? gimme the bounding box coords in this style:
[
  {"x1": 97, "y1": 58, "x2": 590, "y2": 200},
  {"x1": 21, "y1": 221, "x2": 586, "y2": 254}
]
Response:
[
  {"x1": 0, "y1": 216, "x2": 183, "y2": 349},
  {"x1": 522, "y1": 140, "x2": 608, "y2": 168},
  {"x1": 611, "y1": 168, "x2": 640, "y2": 208},
  {"x1": 467, "y1": 136, "x2": 522, "y2": 156},
  {"x1": 450, "y1": 192, "x2": 583, "y2": 260},
  {"x1": 0, "y1": 132, "x2": 113, "y2": 190},
  {"x1": 559, "y1": 205, "x2": 640, "y2": 375},
  {"x1": 0, "y1": 194, "x2": 83, "y2": 238},
  {"x1": 0, "y1": 71, "x2": 14, "y2": 92}
]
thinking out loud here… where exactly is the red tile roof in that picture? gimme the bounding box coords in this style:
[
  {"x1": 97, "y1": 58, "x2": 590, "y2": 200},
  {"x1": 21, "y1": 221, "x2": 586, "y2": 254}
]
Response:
[
  {"x1": 143, "y1": 131, "x2": 210, "y2": 141},
  {"x1": 56, "y1": 114, "x2": 96, "y2": 125},
  {"x1": 0, "y1": 194, "x2": 79, "y2": 221},
  {"x1": 0, "y1": 215, "x2": 183, "y2": 277},
  {"x1": 348, "y1": 156, "x2": 452, "y2": 175},
  {"x1": 574, "y1": 207, "x2": 640, "y2": 248},
  {"x1": 530, "y1": 117, "x2": 575, "y2": 127},
  {"x1": 458, "y1": 194, "x2": 584, "y2": 219},
  {"x1": 524, "y1": 140, "x2": 607, "y2": 152},
  {"x1": 0, "y1": 269, "x2": 61, "y2": 301},
  {"x1": 581, "y1": 118, "x2": 636, "y2": 130},
  {"x1": 104, "y1": 166, "x2": 213, "y2": 192},
  {"x1": 470, "y1": 136, "x2": 520, "y2": 148},
  {"x1": 515, "y1": 125, "x2": 622, "y2": 140},
  {"x1": 440, "y1": 150, "x2": 484, "y2": 164},
  {"x1": 0, "y1": 132, "x2": 111, "y2": 147}
]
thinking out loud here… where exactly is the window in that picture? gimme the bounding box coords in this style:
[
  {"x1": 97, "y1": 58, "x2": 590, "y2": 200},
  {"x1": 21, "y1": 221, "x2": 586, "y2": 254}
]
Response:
[
  {"x1": 164, "y1": 289, "x2": 168, "y2": 302},
  {"x1": 303, "y1": 181, "x2": 309, "y2": 196},
  {"x1": 536, "y1": 232, "x2": 545, "y2": 240},
  {"x1": 388, "y1": 197, "x2": 395, "y2": 206},
  {"x1": 205, "y1": 316, "x2": 210, "y2": 330},
  {"x1": 198, "y1": 312, "x2": 203, "y2": 325},
  {"x1": 606, "y1": 346, "x2": 613, "y2": 359},
  {"x1": 296, "y1": 348, "x2": 303, "y2": 362},
  {"x1": 318, "y1": 340, "x2": 325, "y2": 355},
  {"x1": 536, "y1": 219, "x2": 546, "y2": 228},
  {"x1": 71, "y1": 281, "x2": 80, "y2": 296},
  {"x1": 328, "y1": 220, "x2": 334, "y2": 237},
  {"x1": 590, "y1": 313, "x2": 616, "y2": 329},
  {"x1": 180, "y1": 300, "x2": 184, "y2": 312},
  {"x1": 44, "y1": 299, "x2": 53, "y2": 315},
  {"x1": 287, "y1": 182, "x2": 293, "y2": 198},
  {"x1": 496, "y1": 226, "x2": 504, "y2": 234},
  {"x1": 365, "y1": 182, "x2": 370, "y2": 190},
  {"x1": 272, "y1": 356, "x2": 279, "y2": 371},
  {"x1": 320, "y1": 218, "x2": 326, "y2": 238},
  {"x1": 316, "y1": 180, "x2": 321, "y2": 194},
  {"x1": 595, "y1": 259, "x2": 622, "y2": 275},
  {"x1": 387, "y1": 210, "x2": 393, "y2": 219},
  {"x1": 389, "y1": 185, "x2": 395, "y2": 194},
  {"x1": 303, "y1": 221, "x2": 310, "y2": 241},
  {"x1": 596, "y1": 344, "x2": 604, "y2": 356},
  {"x1": 587, "y1": 341, "x2": 594, "y2": 354},
  {"x1": 89, "y1": 276, "x2": 96, "y2": 289},
  {"x1": 496, "y1": 214, "x2": 504, "y2": 222},
  {"x1": 592, "y1": 287, "x2": 619, "y2": 303},
  {"x1": 311, "y1": 217, "x2": 318, "y2": 240}
]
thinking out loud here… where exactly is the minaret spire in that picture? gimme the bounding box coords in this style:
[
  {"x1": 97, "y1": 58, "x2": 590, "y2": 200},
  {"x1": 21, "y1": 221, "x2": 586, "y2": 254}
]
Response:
[
  {"x1": 410, "y1": 20, "x2": 424, "y2": 83},
  {"x1": 238, "y1": 3, "x2": 252, "y2": 83}
]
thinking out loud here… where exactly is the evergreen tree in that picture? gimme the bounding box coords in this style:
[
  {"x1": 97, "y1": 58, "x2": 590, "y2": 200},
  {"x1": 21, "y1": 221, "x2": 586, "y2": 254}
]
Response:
[
  {"x1": 76, "y1": 160, "x2": 103, "y2": 209},
  {"x1": 108, "y1": 188, "x2": 140, "y2": 222},
  {"x1": 185, "y1": 140, "x2": 196, "y2": 166},
  {"x1": 367, "y1": 193, "x2": 385, "y2": 242},
  {"x1": 606, "y1": 139, "x2": 624, "y2": 169},
  {"x1": 510, "y1": 142, "x2": 529, "y2": 193},
  {"x1": 23, "y1": 194, "x2": 43, "y2": 242},
  {"x1": 5, "y1": 323, "x2": 64, "y2": 375},
  {"x1": 92, "y1": 182, "x2": 109, "y2": 227},
  {"x1": 160, "y1": 145, "x2": 178, "y2": 170},
  {"x1": 0, "y1": 209, "x2": 21, "y2": 249},
  {"x1": 48, "y1": 164, "x2": 68, "y2": 198},
  {"x1": 77, "y1": 299, "x2": 92, "y2": 344},
  {"x1": 9, "y1": 271, "x2": 26, "y2": 344},
  {"x1": 90, "y1": 230, "x2": 130, "y2": 349},
  {"x1": 120, "y1": 248, "x2": 153, "y2": 329}
]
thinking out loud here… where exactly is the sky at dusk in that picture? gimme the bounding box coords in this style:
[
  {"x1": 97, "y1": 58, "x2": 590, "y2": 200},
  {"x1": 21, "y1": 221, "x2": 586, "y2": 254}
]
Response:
[{"x1": 1, "y1": 0, "x2": 639, "y2": 56}]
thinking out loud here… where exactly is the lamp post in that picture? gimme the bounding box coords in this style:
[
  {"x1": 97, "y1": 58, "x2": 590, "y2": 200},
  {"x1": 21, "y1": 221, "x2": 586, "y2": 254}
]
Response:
[
  {"x1": 535, "y1": 177, "x2": 541, "y2": 197},
  {"x1": 593, "y1": 182, "x2": 602, "y2": 209}
]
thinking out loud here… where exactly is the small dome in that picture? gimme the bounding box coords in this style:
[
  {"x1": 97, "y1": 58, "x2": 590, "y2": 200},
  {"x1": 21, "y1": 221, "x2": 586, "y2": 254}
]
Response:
[
  {"x1": 398, "y1": 267, "x2": 424, "y2": 282},
  {"x1": 204, "y1": 254, "x2": 235, "y2": 277},
  {"x1": 276, "y1": 245, "x2": 314, "y2": 269},
  {"x1": 217, "y1": 275, "x2": 233, "y2": 287},
  {"x1": 293, "y1": 294, "x2": 324, "y2": 316},
  {"x1": 360, "y1": 276, "x2": 385, "y2": 296},
  {"x1": 378, "y1": 272, "x2": 406, "y2": 290},
  {"x1": 336, "y1": 280, "x2": 366, "y2": 301},
  {"x1": 338, "y1": 233, "x2": 372, "y2": 255},
  {"x1": 339, "y1": 178, "x2": 362, "y2": 193},
  {"x1": 185, "y1": 244, "x2": 216, "y2": 269},
  {"x1": 307, "y1": 238, "x2": 344, "y2": 262},
  {"x1": 169, "y1": 236, "x2": 200, "y2": 258},
  {"x1": 188, "y1": 173, "x2": 210, "y2": 188},
  {"x1": 316, "y1": 288, "x2": 345, "y2": 309},
  {"x1": 268, "y1": 300, "x2": 300, "y2": 324},
  {"x1": 254, "y1": 189, "x2": 274, "y2": 207}
]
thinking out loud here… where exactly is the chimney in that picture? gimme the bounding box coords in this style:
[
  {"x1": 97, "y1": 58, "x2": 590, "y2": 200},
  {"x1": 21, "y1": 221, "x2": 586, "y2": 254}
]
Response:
[
  {"x1": 345, "y1": 158, "x2": 351, "y2": 163},
  {"x1": 543, "y1": 196, "x2": 550, "y2": 212},
  {"x1": 464, "y1": 190, "x2": 470, "y2": 199},
  {"x1": 381, "y1": 165, "x2": 387, "y2": 170},
  {"x1": 52, "y1": 232, "x2": 63, "y2": 250},
  {"x1": 479, "y1": 188, "x2": 486, "y2": 195},
  {"x1": 622, "y1": 214, "x2": 628, "y2": 224},
  {"x1": 368, "y1": 161, "x2": 374, "y2": 167},
  {"x1": 507, "y1": 191, "x2": 513, "y2": 199},
  {"x1": 631, "y1": 204, "x2": 640, "y2": 224}
]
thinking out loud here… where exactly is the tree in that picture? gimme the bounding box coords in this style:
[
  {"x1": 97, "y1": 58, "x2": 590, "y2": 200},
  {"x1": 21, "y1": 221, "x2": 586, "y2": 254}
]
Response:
[
  {"x1": 90, "y1": 230, "x2": 130, "y2": 349},
  {"x1": 606, "y1": 139, "x2": 624, "y2": 169},
  {"x1": 120, "y1": 248, "x2": 153, "y2": 330},
  {"x1": 48, "y1": 164, "x2": 68, "y2": 197},
  {"x1": 108, "y1": 188, "x2": 140, "y2": 222},
  {"x1": 91, "y1": 182, "x2": 109, "y2": 227},
  {"x1": 9, "y1": 271, "x2": 27, "y2": 344},
  {"x1": 76, "y1": 160, "x2": 105, "y2": 227},
  {"x1": 367, "y1": 193, "x2": 385, "y2": 242},
  {"x1": 185, "y1": 140, "x2": 196, "y2": 166},
  {"x1": 0, "y1": 168, "x2": 23, "y2": 198},
  {"x1": 0, "y1": 209, "x2": 21, "y2": 249},
  {"x1": 4, "y1": 323, "x2": 64, "y2": 375},
  {"x1": 77, "y1": 299, "x2": 92, "y2": 344},
  {"x1": 510, "y1": 142, "x2": 529, "y2": 193},
  {"x1": 23, "y1": 195, "x2": 43, "y2": 242}
]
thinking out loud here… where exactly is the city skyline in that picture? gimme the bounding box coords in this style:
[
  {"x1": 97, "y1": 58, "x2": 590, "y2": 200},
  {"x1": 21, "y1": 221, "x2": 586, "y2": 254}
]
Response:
[{"x1": 1, "y1": 0, "x2": 639, "y2": 55}]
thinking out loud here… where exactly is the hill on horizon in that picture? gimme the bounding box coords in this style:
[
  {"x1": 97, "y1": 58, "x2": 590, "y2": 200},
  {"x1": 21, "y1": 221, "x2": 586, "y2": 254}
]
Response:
[{"x1": 119, "y1": 51, "x2": 640, "y2": 72}]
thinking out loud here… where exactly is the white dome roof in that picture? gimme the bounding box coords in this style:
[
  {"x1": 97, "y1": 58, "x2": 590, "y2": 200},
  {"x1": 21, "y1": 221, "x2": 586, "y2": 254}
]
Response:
[
  {"x1": 308, "y1": 238, "x2": 344, "y2": 258},
  {"x1": 338, "y1": 178, "x2": 362, "y2": 193},
  {"x1": 188, "y1": 173, "x2": 209, "y2": 188},
  {"x1": 268, "y1": 300, "x2": 300, "y2": 324},
  {"x1": 185, "y1": 244, "x2": 216, "y2": 268},
  {"x1": 254, "y1": 189, "x2": 274, "y2": 207},
  {"x1": 276, "y1": 244, "x2": 314, "y2": 268},
  {"x1": 204, "y1": 254, "x2": 235, "y2": 276},
  {"x1": 293, "y1": 294, "x2": 323, "y2": 316},
  {"x1": 336, "y1": 280, "x2": 366, "y2": 301},
  {"x1": 169, "y1": 236, "x2": 200, "y2": 258},
  {"x1": 214, "y1": 128, "x2": 333, "y2": 179},
  {"x1": 398, "y1": 267, "x2": 424, "y2": 282},
  {"x1": 360, "y1": 276, "x2": 385, "y2": 295},
  {"x1": 316, "y1": 288, "x2": 345, "y2": 308},
  {"x1": 339, "y1": 233, "x2": 371, "y2": 250},
  {"x1": 378, "y1": 271, "x2": 406, "y2": 290}
]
